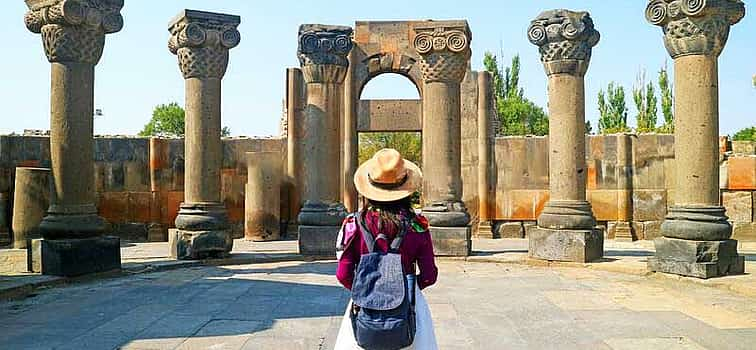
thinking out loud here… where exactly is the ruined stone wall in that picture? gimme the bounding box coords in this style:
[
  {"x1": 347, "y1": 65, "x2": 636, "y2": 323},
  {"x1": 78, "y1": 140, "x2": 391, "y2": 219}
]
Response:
[
  {"x1": 0, "y1": 135, "x2": 285, "y2": 242},
  {"x1": 1, "y1": 133, "x2": 752, "y2": 242},
  {"x1": 485, "y1": 134, "x2": 756, "y2": 241}
]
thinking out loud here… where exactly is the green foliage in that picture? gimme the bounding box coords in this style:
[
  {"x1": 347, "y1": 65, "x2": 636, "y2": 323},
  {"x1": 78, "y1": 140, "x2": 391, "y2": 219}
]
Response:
[
  {"x1": 483, "y1": 52, "x2": 549, "y2": 136},
  {"x1": 358, "y1": 132, "x2": 422, "y2": 166},
  {"x1": 139, "y1": 102, "x2": 231, "y2": 137},
  {"x1": 633, "y1": 70, "x2": 658, "y2": 133},
  {"x1": 658, "y1": 65, "x2": 674, "y2": 133},
  {"x1": 732, "y1": 127, "x2": 756, "y2": 142},
  {"x1": 139, "y1": 102, "x2": 185, "y2": 137},
  {"x1": 598, "y1": 82, "x2": 630, "y2": 134}
]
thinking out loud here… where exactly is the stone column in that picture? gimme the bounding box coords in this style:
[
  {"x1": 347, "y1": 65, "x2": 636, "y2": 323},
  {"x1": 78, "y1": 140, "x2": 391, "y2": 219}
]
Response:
[
  {"x1": 614, "y1": 133, "x2": 635, "y2": 241},
  {"x1": 167, "y1": 10, "x2": 240, "y2": 259},
  {"x1": 528, "y1": 10, "x2": 603, "y2": 262},
  {"x1": 24, "y1": 0, "x2": 123, "y2": 276},
  {"x1": 413, "y1": 21, "x2": 472, "y2": 256},
  {"x1": 245, "y1": 151, "x2": 282, "y2": 241},
  {"x1": 646, "y1": 0, "x2": 745, "y2": 278},
  {"x1": 296, "y1": 24, "x2": 352, "y2": 256},
  {"x1": 12, "y1": 168, "x2": 51, "y2": 249},
  {"x1": 342, "y1": 49, "x2": 359, "y2": 213},
  {"x1": 285, "y1": 68, "x2": 305, "y2": 235},
  {"x1": 477, "y1": 72, "x2": 494, "y2": 238}
]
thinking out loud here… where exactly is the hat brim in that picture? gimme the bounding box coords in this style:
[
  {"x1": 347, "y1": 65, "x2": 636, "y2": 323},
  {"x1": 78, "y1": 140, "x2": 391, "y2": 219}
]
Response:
[{"x1": 353, "y1": 158, "x2": 423, "y2": 202}]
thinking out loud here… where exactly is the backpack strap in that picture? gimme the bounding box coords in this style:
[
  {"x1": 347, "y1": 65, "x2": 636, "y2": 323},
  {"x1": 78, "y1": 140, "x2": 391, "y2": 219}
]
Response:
[
  {"x1": 388, "y1": 221, "x2": 408, "y2": 253},
  {"x1": 358, "y1": 211, "x2": 409, "y2": 254},
  {"x1": 357, "y1": 212, "x2": 377, "y2": 253}
]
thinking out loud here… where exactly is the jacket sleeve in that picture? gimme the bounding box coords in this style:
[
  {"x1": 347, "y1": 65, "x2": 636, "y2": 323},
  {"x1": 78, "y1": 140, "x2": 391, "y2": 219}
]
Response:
[
  {"x1": 336, "y1": 223, "x2": 359, "y2": 290},
  {"x1": 416, "y1": 222, "x2": 438, "y2": 290}
]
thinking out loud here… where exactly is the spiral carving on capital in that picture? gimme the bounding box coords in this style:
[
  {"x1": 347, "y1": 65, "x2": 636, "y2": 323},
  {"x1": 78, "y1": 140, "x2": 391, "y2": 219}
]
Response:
[
  {"x1": 528, "y1": 9, "x2": 600, "y2": 76},
  {"x1": 645, "y1": 0, "x2": 745, "y2": 58},
  {"x1": 297, "y1": 24, "x2": 353, "y2": 69},
  {"x1": 24, "y1": 0, "x2": 124, "y2": 64},
  {"x1": 413, "y1": 24, "x2": 472, "y2": 84},
  {"x1": 168, "y1": 10, "x2": 241, "y2": 80}
]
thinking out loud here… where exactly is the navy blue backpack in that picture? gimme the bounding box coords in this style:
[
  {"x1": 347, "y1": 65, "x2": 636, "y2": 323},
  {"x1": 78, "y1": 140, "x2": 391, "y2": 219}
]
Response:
[{"x1": 350, "y1": 214, "x2": 416, "y2": 350}]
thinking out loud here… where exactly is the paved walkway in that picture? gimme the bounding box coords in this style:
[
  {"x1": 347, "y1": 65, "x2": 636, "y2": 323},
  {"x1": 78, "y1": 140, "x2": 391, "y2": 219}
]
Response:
[{"x1": 1, "y1": 260, "x2": 755, "y2": 349}]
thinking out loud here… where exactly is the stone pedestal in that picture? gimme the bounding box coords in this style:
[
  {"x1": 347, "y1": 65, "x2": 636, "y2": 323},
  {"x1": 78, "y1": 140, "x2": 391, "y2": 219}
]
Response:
[
  {"x1": 430, "y1": 226, "x2": 471, "y2": 257},
  {"x1": 528, "y1": 10, "x2": 602, "y2": 262},
  {"x1": 29, "y1": 236, "x2": 121, "y2": 276},
  {"x1": 413, "y1": 21, "x2": 473, "y2": 247},
  {"x1": 12, "y1": 167, "x2": 51, "y2": 249},
  {"x1": 645, "y1": 0, "x2": 745, "y2": 277},
  {"x1": 295, "y1": 24, "x2": 353, "y2": 256},
  {"x1": 168, "y1": 10, "x2": 241, "y2": 259},
  {"x1": 245, "y1": 151, "x2": 282, "y2": 241},
  {"x1": 648, "y1": 237, "x2": 745, "y2": 278},
  {"x1": 24, "y1": 0, "x2": 124, "y2": 276},
  {"x1": 528, "y1": 228, "x2": 603, "y2": 263}
]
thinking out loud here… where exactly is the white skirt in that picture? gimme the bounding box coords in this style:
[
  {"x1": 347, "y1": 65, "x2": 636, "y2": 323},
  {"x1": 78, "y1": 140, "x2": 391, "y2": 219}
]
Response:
[{"x1": 333, "y1": 288, "x2": 438, "y2": 350}]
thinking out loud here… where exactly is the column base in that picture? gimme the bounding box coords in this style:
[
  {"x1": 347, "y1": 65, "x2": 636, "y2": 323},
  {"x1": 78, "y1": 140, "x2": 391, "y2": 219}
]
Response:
[
  {"x1": 423, "y1": 201, "x2": 471, "y2": 227},
  {"x1": 614, "y1": 221, "x2": 636, "y2": 242},
  {"x1": 169, "y1": 229, "x2": 233, "y2": 260},
  {"x1": 39, "y1": 210, "x2": 108, "y2": 240},
  {"x1": 528, "y1": 227, "x2": 604, "y2": 262},
  {"x1": 537, "y1": 200, "x2": 596, "y2": 230},
  {"x1": 171, "y1": 202, "x2": 233, "y2": 260},
  {"x1": 648, "y1": 237, "x2": 745, "y2": 279},
  {"x1": 29, "y1": 236, "x2": 121, "y2": 277},
  {"x1": 430, "y1": 226, "x2": 471, "y2": 257},
  {"x1": 297, "y1": 201, "x2": 347, "y2": 226},
  {"x1": 661, "y1": 205, "x2": 732, "y2": 241},
  {"x1": 477, "y1": 220, "x2": 494, "y2": 239},
  {"x1": 298, "y1": 225, "x2": 341, "y2": 257}
]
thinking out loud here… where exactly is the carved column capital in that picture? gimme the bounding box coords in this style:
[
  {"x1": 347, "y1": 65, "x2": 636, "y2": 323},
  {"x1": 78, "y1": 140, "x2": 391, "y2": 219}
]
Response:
[
  {"x1": 413, "y1": 22, "x2": 472, "y2": 84},
  {"x1": 24, "y1": 0, "x2": 124, "y2": 65},
  {"x1": 646, "y1": 0, "x2": 745, "y2": 58},
  {"x1": 297, "y1": 24, "x2": 353, "y2": 84},
  {"x1": 168, "y1": 10, "x2": 241, "y2": 80},
  {"x1": 528, "y1": 10, "x2": 600, "y2": 77}
]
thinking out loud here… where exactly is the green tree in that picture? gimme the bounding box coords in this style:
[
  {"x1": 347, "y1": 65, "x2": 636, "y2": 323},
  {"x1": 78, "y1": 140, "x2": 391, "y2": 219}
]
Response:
[
  {"x1": 598, "y1": 82, "x2": 630, "y2": 134},
  {"x1": 633, "y1": 70, "x2": 658, "y2": 133},
  {"x1": 358, "y1": 132, "x2": 422, "y2": 166},
  {"x1": 483, "y1": 52, "x2": 549, "y2": 136},
  {"x1": 139, "y1": 102, "x2": 231, "y2": 137},
  {"x1": 658, "y1": 65, "x2": 674, "y2": 133},
  {"x1": 732, "y1": 127, "x2": 756, "y2": 142}
]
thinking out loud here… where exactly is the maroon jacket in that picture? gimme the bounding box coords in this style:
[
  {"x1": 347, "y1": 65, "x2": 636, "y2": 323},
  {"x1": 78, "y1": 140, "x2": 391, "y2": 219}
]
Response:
[{"x1": 336, "y1": 210, "x2": 438, "y2": 290}]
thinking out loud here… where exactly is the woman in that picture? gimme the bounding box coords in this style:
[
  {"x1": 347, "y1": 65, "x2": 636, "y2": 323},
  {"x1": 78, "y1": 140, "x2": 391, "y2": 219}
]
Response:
[{"x1": 334, "y1": 148, "x2": 439, "y2": 350}]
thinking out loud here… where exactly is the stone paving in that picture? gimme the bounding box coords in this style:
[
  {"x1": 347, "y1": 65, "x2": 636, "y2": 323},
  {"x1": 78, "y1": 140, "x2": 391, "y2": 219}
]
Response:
[{"x1": 1, "y1": 259, "x2": 755, "y2": 350}]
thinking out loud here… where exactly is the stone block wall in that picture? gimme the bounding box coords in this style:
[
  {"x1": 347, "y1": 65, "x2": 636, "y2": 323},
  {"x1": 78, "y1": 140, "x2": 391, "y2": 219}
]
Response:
[
  {"x1": 0, "y1": 135, "x2": 285, "y2": 242},
  {"x1": 485, "y1": 135, "x2": 756, "y2": 241},
  {"x1": 1, "y1": 133, "x2": 753, "y2": 243}
]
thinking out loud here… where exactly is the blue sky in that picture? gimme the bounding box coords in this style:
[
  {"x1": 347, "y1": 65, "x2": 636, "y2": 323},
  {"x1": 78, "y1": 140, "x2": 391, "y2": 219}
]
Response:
[{"x1": 2, "y1": 1, "x2": 754, "y2": 136}]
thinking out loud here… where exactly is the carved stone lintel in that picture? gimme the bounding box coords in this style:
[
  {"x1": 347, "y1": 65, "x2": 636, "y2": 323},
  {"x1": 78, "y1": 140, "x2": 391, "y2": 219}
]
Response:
[
  {"x1": 297, "y1": 24, "x2": 353, "y2": 84},
  {"x1": 646, "y1": 0, "x2": 745, "y2": 58},
  {"x1": 528, "y1": 9, "x2": 600, "y2": 76},
  {"x1": 24, "y1": 0, "x2": 124, "y2": 64},
  {"x1": 413, "y1": 21, "x2": 472, "y2": 84},
  {"x1": 168, "y1": 10, "x2": 241, "y2": 80}
]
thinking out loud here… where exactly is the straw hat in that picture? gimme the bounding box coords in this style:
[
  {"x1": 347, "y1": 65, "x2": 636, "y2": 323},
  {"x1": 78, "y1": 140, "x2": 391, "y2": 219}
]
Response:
[{"x1": 354, "y1": 148, "x2": 422, "y2": 202}]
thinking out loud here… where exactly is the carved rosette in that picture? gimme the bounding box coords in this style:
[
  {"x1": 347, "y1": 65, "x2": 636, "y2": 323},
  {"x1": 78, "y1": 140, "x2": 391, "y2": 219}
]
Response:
[
  {"x1": 297, "y1": 24, "x2": 353, "y2": 84},
  {"x1": 646, "y1": 0, "x2": 745, "y2": 58},
  {"x1": 528, "y1": 10, "x2": 600, "y2": 77},
  {"x1": 413, "y1": 25, "x2": 471, "y2": 84},
  {"x1": 168, "y1": 11, "x2": 241, "y2": 80},
  {"x1": 24, "y1": 0, "x2": 124, "y2": 65}
]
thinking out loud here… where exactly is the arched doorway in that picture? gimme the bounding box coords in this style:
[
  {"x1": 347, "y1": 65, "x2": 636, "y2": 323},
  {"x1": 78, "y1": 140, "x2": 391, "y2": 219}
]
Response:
[{"x1": 356, "y1": 73, "x2": 423, "y2": 207}]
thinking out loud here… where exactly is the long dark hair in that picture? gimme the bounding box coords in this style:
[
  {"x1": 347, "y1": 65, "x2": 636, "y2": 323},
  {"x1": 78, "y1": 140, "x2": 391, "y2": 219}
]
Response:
[{"x1": 360, "y1": 196, "x2": 414, "y2": 234}]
